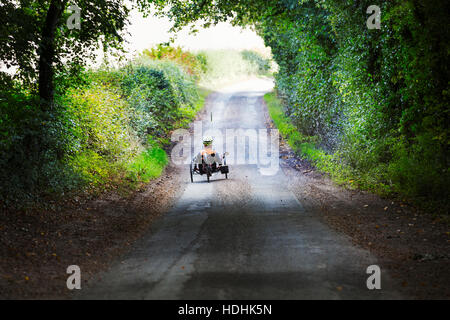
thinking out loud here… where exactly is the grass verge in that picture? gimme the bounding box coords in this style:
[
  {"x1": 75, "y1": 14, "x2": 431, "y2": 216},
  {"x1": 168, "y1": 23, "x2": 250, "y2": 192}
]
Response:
[
  {"x1": 265, "y1": 91, "x2": 374, "y2": 191},
  {"x1": 124, "y1": 86, "x2": 211, "y2": 190}
]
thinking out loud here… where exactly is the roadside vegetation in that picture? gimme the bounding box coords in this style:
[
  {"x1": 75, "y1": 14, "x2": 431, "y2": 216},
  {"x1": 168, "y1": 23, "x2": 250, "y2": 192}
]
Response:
[
  {"x1": 2, "y1": 1, "x2": 447, "y2": 214},
  {"x1": 259, "y1": 1, "x2": 449, "y2": 214},
  {"x1": 0, "y1": 43, "x2": 269, "y2": 209},
  {"x1": 149, "y1": 1, "x2": 449, "y2": 214}
]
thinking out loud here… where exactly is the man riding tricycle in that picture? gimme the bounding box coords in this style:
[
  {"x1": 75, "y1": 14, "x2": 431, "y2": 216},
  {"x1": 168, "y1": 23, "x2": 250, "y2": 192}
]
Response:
[{"x1": 190, "y1": 136, "x2": 229, "y2": 183}]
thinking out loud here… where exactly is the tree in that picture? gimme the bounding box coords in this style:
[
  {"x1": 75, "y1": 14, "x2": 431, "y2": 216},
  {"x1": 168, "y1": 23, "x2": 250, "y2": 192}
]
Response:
[
  {"x1": 0, "y1": 0, "x2": 130, "y2": 107},
  {"x1": 0, "y1": 0, "x2": 273, "y2": 107},
  {"x1": 38, "y1": 0, "x2": 68, "y2": 105}
]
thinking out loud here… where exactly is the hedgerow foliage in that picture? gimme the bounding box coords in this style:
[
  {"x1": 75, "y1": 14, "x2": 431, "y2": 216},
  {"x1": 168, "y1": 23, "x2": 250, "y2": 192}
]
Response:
[
  {"x1": 121, "y1": 60, "x2": 199, "y2": 140},
  {"x1": 1, "y1": 44, "x2": 269, "y2": 208},
  {"x1": 257, "y1": 0, "x2": 449, "y2": 208},
  {"x1": 0, "y1": 52, "x2": 199, "y2": 208},
  {"x1": 149, "y1": 0, "x2": 448, "y2": 207}
]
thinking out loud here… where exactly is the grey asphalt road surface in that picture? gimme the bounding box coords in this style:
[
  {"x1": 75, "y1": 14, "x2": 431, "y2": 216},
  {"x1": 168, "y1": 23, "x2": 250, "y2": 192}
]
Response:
[{"x1": 79, "y1": 79, "x2": 402, "y2": 299}]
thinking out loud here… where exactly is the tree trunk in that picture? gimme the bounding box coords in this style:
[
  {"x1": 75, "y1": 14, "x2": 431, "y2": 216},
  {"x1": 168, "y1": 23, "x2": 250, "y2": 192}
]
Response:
[{"x1": 38, "y1": 0, "x2": 67, "y2": 108}]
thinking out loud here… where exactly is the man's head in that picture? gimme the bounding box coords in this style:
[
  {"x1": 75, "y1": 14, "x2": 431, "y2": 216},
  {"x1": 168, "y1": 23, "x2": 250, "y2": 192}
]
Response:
[{"x1": 203, "y1": 136, "x2": 213, "y2": 148}]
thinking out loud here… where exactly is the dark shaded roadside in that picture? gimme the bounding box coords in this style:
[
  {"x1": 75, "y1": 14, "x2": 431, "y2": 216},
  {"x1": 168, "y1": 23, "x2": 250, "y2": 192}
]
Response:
[{"x1": 270, "y1": 115, "x2": 450, "y2": 300}]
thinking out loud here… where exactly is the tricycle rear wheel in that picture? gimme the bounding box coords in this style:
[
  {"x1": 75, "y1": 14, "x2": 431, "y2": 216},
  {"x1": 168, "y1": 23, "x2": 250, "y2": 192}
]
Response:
[{"x1": 206, "y1": 166, "x2": 211, "y2": 183}]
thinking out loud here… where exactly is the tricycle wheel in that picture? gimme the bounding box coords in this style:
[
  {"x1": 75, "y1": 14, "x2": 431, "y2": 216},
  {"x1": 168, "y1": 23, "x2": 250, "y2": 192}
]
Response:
[{"x1": 190, "y1": 163, "x2": 194, "y2": 183}]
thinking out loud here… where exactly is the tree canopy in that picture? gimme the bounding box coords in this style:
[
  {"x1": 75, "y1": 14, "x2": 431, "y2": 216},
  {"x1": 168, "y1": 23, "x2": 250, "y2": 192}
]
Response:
[{"x1": 1, "y1": 0, "x2": 129, "y2": 104}]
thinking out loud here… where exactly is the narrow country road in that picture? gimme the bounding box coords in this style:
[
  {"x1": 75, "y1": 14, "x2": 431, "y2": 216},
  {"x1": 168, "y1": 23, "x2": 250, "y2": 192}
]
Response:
[{"x1": 79, "y1": 79, "x2": 402, "y2": 299}]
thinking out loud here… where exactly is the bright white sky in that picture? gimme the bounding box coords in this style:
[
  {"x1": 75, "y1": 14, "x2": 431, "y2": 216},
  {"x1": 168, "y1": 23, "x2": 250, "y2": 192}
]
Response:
[{"x1": 123, "y1": 9, "x2": 267, "y2": 55}]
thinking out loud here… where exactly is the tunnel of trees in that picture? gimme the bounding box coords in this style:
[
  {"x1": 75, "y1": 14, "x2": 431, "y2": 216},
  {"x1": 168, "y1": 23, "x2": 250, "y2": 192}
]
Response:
[{"x1": 1, "y1": 0, "x2": 449, "y2": 212}]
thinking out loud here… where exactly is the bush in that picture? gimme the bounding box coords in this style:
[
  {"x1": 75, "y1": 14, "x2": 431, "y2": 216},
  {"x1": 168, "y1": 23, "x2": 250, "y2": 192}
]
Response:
[
  {"x1": 121, "y1": 60, "x2": 199, "y2": 140},
  {"x1": 1, "y1": 52, "x2": 207, "y2": 208},
  {"x1": 259, "y1": 0, "x2": 449, "y2": 211},
  {"x1": 62, "y1": 86, "x2": 137, "y2": 160},
  {"x1": 0, "y1": 89, "x2": 81, "y2": 207},
  {"x1": 57, "y1": 85, "x2": 140, "y2": 189},
  {"x1": 141, "y1": 44, "x2": 208, "y2": 79}
]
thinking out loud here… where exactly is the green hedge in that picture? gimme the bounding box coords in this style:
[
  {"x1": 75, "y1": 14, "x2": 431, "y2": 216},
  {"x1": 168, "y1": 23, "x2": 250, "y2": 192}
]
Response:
[
  {"x1": 259, "y1": 0, "x2": 449, "y2": 212},
  {"x1": 0, "y1": 57, "x2": 206, "y2": 208}
]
